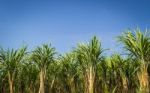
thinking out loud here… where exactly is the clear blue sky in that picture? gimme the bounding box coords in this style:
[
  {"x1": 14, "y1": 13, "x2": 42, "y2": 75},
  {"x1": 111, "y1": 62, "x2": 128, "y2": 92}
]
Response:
[{"x1": 0, "y1": 0, "x2": 150, "y2": 54}]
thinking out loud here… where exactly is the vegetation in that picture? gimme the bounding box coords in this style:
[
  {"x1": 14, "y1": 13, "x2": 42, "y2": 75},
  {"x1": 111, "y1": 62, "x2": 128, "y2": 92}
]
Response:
[{"x1": 1, "y1": 28, "x2": 150, "y2": 93}]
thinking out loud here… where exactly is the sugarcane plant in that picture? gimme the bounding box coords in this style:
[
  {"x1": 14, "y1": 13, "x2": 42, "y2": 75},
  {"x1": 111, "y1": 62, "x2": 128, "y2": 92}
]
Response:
[{"x1": 0, "y1": 28, "x2": 150, "y2": 93}]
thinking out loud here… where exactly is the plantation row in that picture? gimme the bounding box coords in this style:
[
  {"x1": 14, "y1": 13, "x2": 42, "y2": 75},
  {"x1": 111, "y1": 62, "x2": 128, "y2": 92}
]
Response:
[{"x1": 1, "y1": 29, "x2": 150, "y2": 93}]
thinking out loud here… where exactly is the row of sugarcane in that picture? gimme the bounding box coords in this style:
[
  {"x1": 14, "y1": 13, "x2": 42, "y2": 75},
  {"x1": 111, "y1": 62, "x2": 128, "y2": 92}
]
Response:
[{"x1": 0, "y1": 28, "x2": 150, "y2": 93}]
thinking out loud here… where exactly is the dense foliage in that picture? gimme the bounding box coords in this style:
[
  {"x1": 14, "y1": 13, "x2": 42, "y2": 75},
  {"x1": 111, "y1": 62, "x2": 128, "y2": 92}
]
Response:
[{"x1": 1, "y1": 29, "x2": 150, "y2": 93}]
